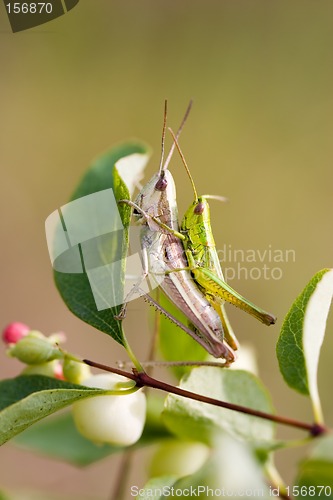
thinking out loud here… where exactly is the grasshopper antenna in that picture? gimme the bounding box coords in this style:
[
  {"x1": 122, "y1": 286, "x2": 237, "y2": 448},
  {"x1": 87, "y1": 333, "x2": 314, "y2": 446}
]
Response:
[
  {"x1": 168, "y1": 126, "x2": 199, "y2": 203},
  {"x1": 168, "y1": 128, "x2": 229, "y2": 205},
  {"x1": 202, "y1": 194, "x2": 228, "y2": 203},
  {"x1": 158, "y1": 100, "x2": 168, "y2": 176},
  {"x1": 163, "y1": 99, "x2": 193, "y2": 172}
]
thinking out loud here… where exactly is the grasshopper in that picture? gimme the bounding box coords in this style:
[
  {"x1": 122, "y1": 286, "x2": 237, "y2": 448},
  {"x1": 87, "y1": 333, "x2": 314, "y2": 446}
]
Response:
[
  {"x1": 164, "y1": 128, "x2": 276, "y2": 346},
  {"x1": 117, "y1": 102, "x2": 235, "y2": 362}
]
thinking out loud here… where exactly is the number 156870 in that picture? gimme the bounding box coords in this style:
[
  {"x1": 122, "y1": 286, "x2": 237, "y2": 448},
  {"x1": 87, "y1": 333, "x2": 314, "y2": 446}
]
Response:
[{"x1": 6, "y1": 3, "x2": 53, "y2": 14}]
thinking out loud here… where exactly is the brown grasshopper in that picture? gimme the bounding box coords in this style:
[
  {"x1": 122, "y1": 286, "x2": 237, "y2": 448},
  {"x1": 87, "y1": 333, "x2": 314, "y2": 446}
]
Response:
[{"x1": 117, "y1": 102, "x2": 236, "y2": 362}]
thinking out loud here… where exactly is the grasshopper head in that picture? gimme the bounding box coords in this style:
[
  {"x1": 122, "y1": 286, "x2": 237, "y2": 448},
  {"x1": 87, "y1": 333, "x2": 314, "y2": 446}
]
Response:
[
  {"x1": 183, "y1": 196, "x2": 211, "y2": 230},
  {"x1": 134, "y1": 170, "x2": 178, "y2": 225}
]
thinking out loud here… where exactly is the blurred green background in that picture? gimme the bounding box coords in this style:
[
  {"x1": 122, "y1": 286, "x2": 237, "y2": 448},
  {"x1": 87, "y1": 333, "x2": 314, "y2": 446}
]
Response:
[{"x1": 1, "y1": 1, "x2": 333, "y2": 498}]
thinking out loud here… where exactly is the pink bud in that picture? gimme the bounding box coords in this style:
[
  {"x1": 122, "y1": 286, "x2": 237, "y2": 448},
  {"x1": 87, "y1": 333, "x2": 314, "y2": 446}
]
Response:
[
  {"x1": 54, "y1": 362, "x2": 65, "y2": 380},
  {"x1": 2, "y1": 322, "x2": 30, "y2": 345}
]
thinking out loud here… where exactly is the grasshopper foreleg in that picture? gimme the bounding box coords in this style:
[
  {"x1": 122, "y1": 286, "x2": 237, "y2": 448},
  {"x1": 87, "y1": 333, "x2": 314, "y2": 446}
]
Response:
[
  {"x1": 115, "y1": 200, "x2": 185, "y2": 320},
  {"x1": 118, "y1": 199, "x2": 185, "y2": 239}
]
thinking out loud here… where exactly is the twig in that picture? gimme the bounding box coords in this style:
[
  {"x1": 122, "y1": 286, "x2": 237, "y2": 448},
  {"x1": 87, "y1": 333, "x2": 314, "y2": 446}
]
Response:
[{"x1": 83, "y1": 359, "x2": 329, "y2": 437}]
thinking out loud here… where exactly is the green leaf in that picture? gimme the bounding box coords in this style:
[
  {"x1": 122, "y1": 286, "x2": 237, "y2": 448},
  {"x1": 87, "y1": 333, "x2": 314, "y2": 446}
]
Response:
[
  {"x1": 136, "y1": 477, "x2": 178, "y2": 499},
  {"x1": 310, "y1": 435, "x2": 333, "y2": 462},
  {"x1": 13, "y1": 396, "x2": 172, "y2": 466},
  {"x1": 296, "y1": 436, "x2": 333, "y2": 497},
  {"x1": 154, "y1": 291, "x2": 208, "y2": 378},
  {"x1": 14, "y1": 412, "x2": 121, "y2": 466},
  {"x1": 276, "y1": 269, "x2": 333, "y2": 422},
  {"x1": 149, "y1": 440, "x2": 210, "y2": 478},
  {"x1": 52, "y1": 142, "x2": 150, "y2": 347},
  {"x1": 138, "y1": 435, "x2": 270, "y2": 499},
  {"x1": 174, "y1": 435, "x2": 270, "y2": 498},
  {"x1": 0, "y1": 375, "x2": 108, "y2": 445},
  {"x1": 162, "y1": 367, "x2": 275, "y2": 446}
]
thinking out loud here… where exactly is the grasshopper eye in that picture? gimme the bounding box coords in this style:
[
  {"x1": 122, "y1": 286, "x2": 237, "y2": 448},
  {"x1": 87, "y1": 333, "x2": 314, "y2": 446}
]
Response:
[
  {"x1": 155, "y1": 175, "x2": 168, "y2": 191},
  {"x1": 133, "y1": 208, "x2": 140, "y2": 215},
  {"x1": 194, "y1": 202, "x2": 204, "y2": 215}
]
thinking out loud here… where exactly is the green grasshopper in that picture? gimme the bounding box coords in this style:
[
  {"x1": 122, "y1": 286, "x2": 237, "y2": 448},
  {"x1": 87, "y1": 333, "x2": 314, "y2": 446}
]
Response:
[
  {"x1": 117, "y1": 101, "x2": 236, "y2": 363},
  {"x1": 163, "y1": 128, "x2": 276, "y2": 347}
]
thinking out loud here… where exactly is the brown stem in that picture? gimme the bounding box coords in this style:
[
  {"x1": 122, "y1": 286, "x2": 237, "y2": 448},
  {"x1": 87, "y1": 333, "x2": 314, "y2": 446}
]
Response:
[{"x1": 83, "y1": 359, "x2": 329, "y2": 437}]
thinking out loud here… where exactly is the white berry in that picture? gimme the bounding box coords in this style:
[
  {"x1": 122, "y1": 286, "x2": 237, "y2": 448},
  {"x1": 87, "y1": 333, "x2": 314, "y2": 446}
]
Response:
[{"x1": 72, "y1": 374, "x2": 146, "y2": 446}]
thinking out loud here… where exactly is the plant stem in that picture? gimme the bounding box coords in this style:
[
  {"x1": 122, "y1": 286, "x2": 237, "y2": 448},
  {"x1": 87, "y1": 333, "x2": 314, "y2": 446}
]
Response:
[
  {"x1": 278, "y1": 491, "x2": 292, "y2": 500},
  {"x1": 83, "y1": 359, "x2": 329, "y2": 437},
  {"x1": 146, "y1": 290, "x2": 161, "y2": 376},
  {"x1": 117, "y1": 360, "x2": 228, "y2": 368},
  {"x1": 110, "y1": 450, "x2": 133, "y2": 500},
  {"x1": 265, "y1": 460, "x2": 290, "y2": 500},
  {"x1": 122, "y1": 333, "x2": 144, "y2": 373}
]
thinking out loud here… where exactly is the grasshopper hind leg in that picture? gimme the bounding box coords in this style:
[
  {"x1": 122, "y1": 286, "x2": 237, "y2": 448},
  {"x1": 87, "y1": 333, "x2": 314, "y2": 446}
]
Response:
[
  {"x1": 206, "y1": 295, "x2": 240, "y2": 352},
  {"x1": 220, "y1": 304, "x2": 240, "y2": 352},
  {"x1": 144, "y1": 294, "x2": 236, "y2": 365},
  {"x1": 194, "y1": 267, "x2": 277, "y2": 327}
]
